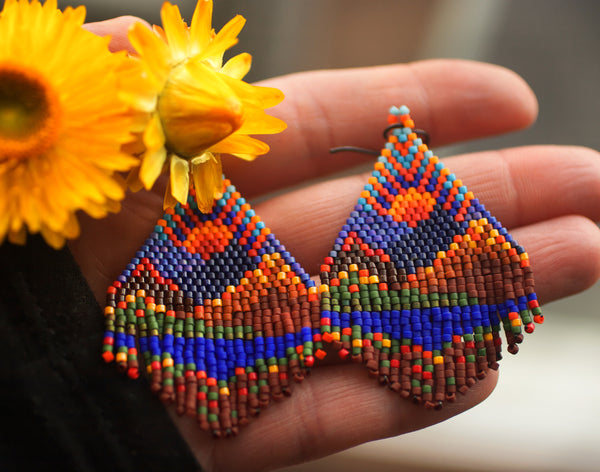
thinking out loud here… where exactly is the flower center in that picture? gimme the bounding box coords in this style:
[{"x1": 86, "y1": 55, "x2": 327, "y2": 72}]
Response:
[{"x1": 0, "y1": 64, "x2": 61, "y2": 161}]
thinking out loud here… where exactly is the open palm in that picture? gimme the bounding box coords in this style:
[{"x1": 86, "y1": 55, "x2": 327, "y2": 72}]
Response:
[{"x1": 69, "y1": 18, "x2": 600, "y2": 472}]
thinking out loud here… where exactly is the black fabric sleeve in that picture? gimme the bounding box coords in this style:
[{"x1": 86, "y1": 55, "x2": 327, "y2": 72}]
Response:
[{"x1": 0, "y1": 237, "x2": 201, "y2": 472}]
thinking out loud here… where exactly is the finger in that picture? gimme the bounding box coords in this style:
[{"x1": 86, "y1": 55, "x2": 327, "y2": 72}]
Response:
[
  {"x1": 225, "y1": 59, "x2": 538, "y2": 197},
  {"x1": 83, "y1": 16, "x2": 149, "y2": 53},
  {"x1": 254, "y1": 145, "x2": 600, "y2": 255},
  {"x1": 510, "y1": 216, "x2": 600, "y2": 303},
  {"x1": 252, "y1": 157, "x2": 600, "y2": 303},
  {"x1": 171, "y1": 364, "x2": 498, "y2": 472},
  {"x1": 447, "y1": 146, "x2": 600, "y2": 227}
]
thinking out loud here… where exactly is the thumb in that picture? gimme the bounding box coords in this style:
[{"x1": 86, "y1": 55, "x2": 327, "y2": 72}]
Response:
[{"x1": 83, "y1": 15, "x2": 151, "y2": 53}]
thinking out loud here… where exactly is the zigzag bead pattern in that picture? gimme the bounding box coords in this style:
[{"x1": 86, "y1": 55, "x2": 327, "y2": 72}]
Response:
[
  {"x1": 102, "y1": 183, "x2": 322, "y2": 437},
  {"x1": 102, "y1": 105, "x2": 542, "y2": 436},
  {"x1": 319, "y1": 105, "x2": 543, "y2": 407}
]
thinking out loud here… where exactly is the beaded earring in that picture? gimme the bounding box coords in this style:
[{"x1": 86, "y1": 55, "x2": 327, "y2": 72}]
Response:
[{"x1": 102, "y1": 105, "x2": 543, "y2": 437}]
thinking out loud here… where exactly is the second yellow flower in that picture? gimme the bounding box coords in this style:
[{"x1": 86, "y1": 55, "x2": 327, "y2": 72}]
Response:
[{"x1": 127, "y1": 0, "x2": 286, "y2": 212}]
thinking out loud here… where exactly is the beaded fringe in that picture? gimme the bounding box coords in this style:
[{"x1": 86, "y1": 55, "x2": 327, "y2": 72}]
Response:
[{"x1": 102, "y1": 106, "x2": 543, "y2": 436}]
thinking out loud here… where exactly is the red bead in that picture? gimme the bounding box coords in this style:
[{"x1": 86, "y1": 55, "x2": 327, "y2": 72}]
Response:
[{"x1": 525, "y1": 323, "x2": 535, "y2": 334}]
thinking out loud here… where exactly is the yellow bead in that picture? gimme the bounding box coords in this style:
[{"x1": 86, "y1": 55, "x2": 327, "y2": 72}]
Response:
[
  {"x1": 359, "y1": 276, "x2": 369, "y2": 284},
  {"x1": 449, "y1": 242, "x2": 459, "y2": 251},
  {"x1": 502, "y1": 242, "x2": 511, "y2": 250},
  {"x1": 253, "y1": 268, "x2": 263, "y2": 277},
  {"x1": 281, "y1": 264, "x2": 291, "y2": 273},
  {"x1": 212, "y1": 298, "x2": 222, "y2": 307},
  {"x1": 352, "y1": 339, "x2": 363, "y2": 348},
  {"x1": 331, "y1": 331, "x2": 340, "y2": 341},
  {"x1": 368, "y1": 275, "x2": 379, "y2": 284},
  {"x1": 338, "y1": 271, "x2": 348, "y2": 279},
  {"x1": 162, "y1": 358, "x2": 174, "y2": 367},
  {"x1": 319, "y1": 284, "x2": 330, "y2": 293},
  {"x1": 437, "y1": 251, "x2": 446, "y2": 259},
  {"x1": 478, "y1": 218, "x2": 488, "y2": 226},
  {"x1": 520, "y1": 252, "x2": 529, "y2": 260},
  {"x1": 489, "y1": 229, "x2": 499, "y2": 238},
  {"x1": 268, "y1": 365, "x2": 279, "y2": 373},
  {"x1": 382, "y1": 339, "x2": 391, "y2": 348},
  {"x1": 349, "y1": 264, "x2": 359, "y2": 272},
  {"x1": 125, "y1": 294, "x2": 135, "y2": 303},
  {"x1": 219, "y1": 387, "x2": 230, "y2": 396},
  {"x1": 486, "y1": 237, "x2": 496, "y2": 246},
  {"x1": 271, "y1": 252, "x2": 281, "y2": 260},
  {"x1": 433, "y1": 356, "x2": 444, "y2": 365},
  {"x1": 276, "y1": 272, "x2": 286, "y2": 280},
  {"x1": 308, "y1": 286, "x2": 318, "y2": 295},
  {"x1": 291, "y1": 276, "x2": 301, "y2": 285},
  {"x1": 511, "y1": 319, "x2": 522, "y2": 327},
  {"x1": 116, "y1": 352, "x2": 127, "y2": 363},
  {"x1": 483, "y1": 333, "x2": 493, "y2": 341}
]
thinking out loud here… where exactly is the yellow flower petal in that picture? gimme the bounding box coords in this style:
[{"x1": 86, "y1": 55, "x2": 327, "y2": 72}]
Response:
[
  {"x1": 189, "y1": 0, "x2": 213, "y2": 52},
  {"x1": 140, "y1": 146, "x2": 167, "y2": 190},
  {"x1": 221, "y1": 52, "x2": 252, "y2": 80},
  {"x1": 128, "y1": 21, "x2": 170, "y2": 90},
  {"x1": 163, "y1": 178, "x2": 180, "y2": 209},
  {"x1": 209, "y1": 133, "x2": 270, "y2": 156},
  {"x1": 160, "y1": 2, "x2": 190, "y2": 62},
  {"x1": 192, "y1": 154, "x2": 222, "y2": 213},
  {"x1": 218, "y1": 74, "x2": 285, "y2": 108},
  {"x1": 196, "y1": 14, "x2": 245, "y2": 69},
  {"x1": 236, "y1": 108, "x2": 287, "y2": 135},
  {"x1": 169, "y1": 154, "x2": 190, "y2": 205},
  {"x1": 139, "y1": 113, "x2": 167, "y2": 188}
]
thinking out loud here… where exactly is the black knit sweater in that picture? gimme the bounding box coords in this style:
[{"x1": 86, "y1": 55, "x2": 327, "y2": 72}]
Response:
[{"x1": 0, "y1": 237, "x2": 200, "y2": 472}]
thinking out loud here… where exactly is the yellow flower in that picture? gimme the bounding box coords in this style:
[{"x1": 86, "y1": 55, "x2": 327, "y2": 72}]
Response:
[
  {"x1": 0, "y1": 0, "x2": 139, "y2": 249},
  {"x1": 127, "y1": 0, "x2": 286, "y2": 213}
]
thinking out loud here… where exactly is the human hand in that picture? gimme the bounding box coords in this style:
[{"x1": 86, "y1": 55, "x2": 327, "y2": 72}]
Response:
[{"x1": 70, "y1": 17, "x2": 600, "y2": 472}]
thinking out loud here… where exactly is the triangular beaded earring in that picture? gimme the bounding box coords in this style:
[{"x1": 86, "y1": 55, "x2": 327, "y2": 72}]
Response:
[{"x1": 102, "y1": 105, "x2": 543, "y2": 436}]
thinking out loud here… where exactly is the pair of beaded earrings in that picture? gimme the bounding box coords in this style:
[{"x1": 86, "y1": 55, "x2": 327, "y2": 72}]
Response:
[{"x1": 102, "y1": 106, "x2": 543, "y2": 437}]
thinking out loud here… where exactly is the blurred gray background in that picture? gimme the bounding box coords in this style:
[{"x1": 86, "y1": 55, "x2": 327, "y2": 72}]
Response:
[{"x1": 54, "y1": 0, "x2": 600, "y2": 470}]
